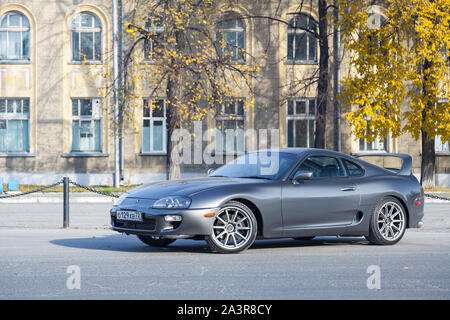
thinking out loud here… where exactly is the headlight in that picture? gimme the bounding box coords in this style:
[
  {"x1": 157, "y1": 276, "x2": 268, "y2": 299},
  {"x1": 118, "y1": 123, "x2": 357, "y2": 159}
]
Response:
[
  {"x1": 114, "y1": 193, "x2": 128, "y2": 206},
  {"x1": 152, "y1": 196, "x2": 191, "y2": 209}
]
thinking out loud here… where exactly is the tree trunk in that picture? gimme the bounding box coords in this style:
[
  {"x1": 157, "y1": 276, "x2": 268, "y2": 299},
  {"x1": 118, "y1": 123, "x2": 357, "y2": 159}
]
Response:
[
  {"x1": 166, "y1": 75, "x2": 181, "y2": 180},
  {"x1": 420, "y1": 59, "x2": 436, "y2": 188},
  {"x1": 420, "y1": 122, "x2": 436, "y2": 188},
  {"x1": 315, "y1": 0, "x2": 329, "y2": 149},
  {"x1": 165, "y1": 7, "x2": 184, "y2": 181}
]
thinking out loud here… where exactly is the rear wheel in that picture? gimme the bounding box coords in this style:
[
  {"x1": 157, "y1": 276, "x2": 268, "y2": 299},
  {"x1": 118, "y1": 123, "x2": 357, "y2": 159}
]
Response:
[
  {"x1": 137, "y1": 235, "x2": 176, "y2": 247},
  {"x1": 206, "y1": 201, "x2": 257, "y2": 254},
  {"x1": 365, "y1": 197, "x2": 406, "y2": 245}
]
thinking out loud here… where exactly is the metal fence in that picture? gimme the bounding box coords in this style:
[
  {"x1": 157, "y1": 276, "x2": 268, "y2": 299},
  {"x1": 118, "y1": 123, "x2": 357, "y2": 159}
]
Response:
[{"x1": 0, "y1": 177, "x2": 119, "y2": 228}]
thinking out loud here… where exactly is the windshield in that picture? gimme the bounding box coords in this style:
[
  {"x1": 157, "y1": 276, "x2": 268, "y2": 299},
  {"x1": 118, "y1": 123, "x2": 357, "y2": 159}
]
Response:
[{"x1": 211, "y1": 152, "x2": 298, "y2": 180}]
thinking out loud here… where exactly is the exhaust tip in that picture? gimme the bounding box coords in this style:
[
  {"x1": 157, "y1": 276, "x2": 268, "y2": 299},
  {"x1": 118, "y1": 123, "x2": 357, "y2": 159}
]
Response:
[{"x1": 415, "y1": 220, "x2": 424, "y2": 228}]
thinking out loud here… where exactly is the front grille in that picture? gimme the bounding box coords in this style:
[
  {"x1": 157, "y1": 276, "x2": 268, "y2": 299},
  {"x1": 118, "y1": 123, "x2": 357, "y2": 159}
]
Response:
[{"x1": 113, "y1": 217, "x2": 156, "y2": 231}]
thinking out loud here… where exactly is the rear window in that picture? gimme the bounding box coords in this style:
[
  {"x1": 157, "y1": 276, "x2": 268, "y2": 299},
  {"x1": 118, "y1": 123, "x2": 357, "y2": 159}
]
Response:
[{"x1": 343, "y1": 159, "x2": 364, "y2": 176}]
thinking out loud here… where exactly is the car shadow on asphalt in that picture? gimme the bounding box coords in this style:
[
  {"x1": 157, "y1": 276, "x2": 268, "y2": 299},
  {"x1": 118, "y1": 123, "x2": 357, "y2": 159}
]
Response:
[{"x1": 50, "y1": 234, "x2": 369, "y2": 254}]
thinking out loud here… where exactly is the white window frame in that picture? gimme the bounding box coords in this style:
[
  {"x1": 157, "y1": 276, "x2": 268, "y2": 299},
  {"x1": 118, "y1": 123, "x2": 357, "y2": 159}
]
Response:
[
  {"x1": 359, "y1": 135, "x2": 388, "y2": 152},
  {"x1": 287, "y1": 14, "x2": 317, "y2": 63},
  {"x1": 286, "y1": 98, "x2": 316, "y2": 148},
  {"x1": 435, "y1": 136, "x2": 449, "y2": 152},
  {"x1": 142, "y1": 98, "x2": 167, "y2": 154},
  {"x1": 70, "y1": 12, "x2": 102, "y2": 62},
  {"x1": 367, "y1": 13, "x2": 386, "y2": 29},
  {"x1": 70, "y1": 98, "x2": 103, "y2": 153},
  {"x1": 0, "y1": 98, "x2": 30, "y2": 153},
  {"x1": 215, "y1": 99, "x2": 246, "y2": 154},
  {"x1": 0, "y1": 11, "x2": 30, "y2": 61},
  {"x1": 216, "y1": 12, "x2": 246, "y2": 63},
  {"x1": 435, "y1": 99, "x2": 449, "y2": 152},
  {"x1": 143, "y1": 16, "x2": 164, "y2": 61}
]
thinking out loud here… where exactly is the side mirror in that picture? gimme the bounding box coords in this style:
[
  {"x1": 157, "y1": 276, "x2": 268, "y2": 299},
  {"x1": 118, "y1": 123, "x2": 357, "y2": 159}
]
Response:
[
  {"x1": 292, "y1": 171, "x2": 313, "y2": 184},
  {"x1": 207, "y1": 168, "x2": 215, "y2": 176}
]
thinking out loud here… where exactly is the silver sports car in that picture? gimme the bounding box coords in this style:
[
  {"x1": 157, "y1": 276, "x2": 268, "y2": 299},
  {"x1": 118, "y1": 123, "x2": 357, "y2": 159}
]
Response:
[{"x1": 110, "y1": 148, "x2": 424, "y2": 253}]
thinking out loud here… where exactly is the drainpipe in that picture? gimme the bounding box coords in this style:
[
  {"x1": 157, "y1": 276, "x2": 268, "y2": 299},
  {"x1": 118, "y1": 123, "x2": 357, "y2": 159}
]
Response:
[
  {"x1": 112, "y1": 0, "x2": 120, "y2": 187},
  {"x1": 333, "y1": 1, "x2": 341, "y2": 152},
  {"x1": 118, "y1": 0, "x2": 124, "y2": 181}
]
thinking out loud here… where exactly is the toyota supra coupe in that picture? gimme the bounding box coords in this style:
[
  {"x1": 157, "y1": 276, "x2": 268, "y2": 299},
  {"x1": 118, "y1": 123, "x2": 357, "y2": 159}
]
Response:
[{"x1": 110, "y1": 148, "x2": 424, "y2": 253}]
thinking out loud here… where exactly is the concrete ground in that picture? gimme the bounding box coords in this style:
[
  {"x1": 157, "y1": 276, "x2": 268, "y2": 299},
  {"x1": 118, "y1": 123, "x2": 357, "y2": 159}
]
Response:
[{"x1": 0, "y1": 202, "x2": 448, "y2": 299}]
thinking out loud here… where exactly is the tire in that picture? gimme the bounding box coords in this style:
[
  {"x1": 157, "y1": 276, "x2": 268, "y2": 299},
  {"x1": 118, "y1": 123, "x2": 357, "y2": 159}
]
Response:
[
  {"x1": 206, "y1": 201, "x2": 258, "y2": 254},
  {"x1": 137, "y1": 235, "x2": 176, "y2": 247},
  {"x1": 365, "y1": 196, "x2": 407, "y2": 245},
  {"x1": 293, "y1": 237, "x2": 315, "y2": 241}
]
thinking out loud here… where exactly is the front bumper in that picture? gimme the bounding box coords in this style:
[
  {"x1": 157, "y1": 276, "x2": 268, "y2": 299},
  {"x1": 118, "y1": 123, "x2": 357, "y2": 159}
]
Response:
[{"x1": 110, "y1": 207, "x2": 219, "y2": 237}]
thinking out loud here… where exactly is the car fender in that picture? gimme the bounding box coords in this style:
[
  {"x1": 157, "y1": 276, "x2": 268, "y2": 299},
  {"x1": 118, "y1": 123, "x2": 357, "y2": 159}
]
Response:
[{"x1": 189, "y1": 181, "x2": 284, "y2": 237}]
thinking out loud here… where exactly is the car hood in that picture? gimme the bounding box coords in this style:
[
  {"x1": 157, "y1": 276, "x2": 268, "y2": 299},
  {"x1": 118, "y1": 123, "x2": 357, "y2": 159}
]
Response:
[{"x1": 125, "y1": 177, "x2": 266, "y2": 199}]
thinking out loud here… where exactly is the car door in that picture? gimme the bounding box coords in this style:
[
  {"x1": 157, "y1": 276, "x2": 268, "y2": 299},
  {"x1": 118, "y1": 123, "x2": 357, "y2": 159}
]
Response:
[{"x1": 281, "y1": 154, "x2": 361, "y2": 231}]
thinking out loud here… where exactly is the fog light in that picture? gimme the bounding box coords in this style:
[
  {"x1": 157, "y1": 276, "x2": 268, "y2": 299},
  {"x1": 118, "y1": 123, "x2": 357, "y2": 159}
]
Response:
[{"x1": 164, "y1": 215, "x2": 182, "y2": 222}]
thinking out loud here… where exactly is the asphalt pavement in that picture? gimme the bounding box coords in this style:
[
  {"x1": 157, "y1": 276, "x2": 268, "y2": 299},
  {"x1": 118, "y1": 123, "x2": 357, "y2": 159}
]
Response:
[{"x1": 0, "y1": 202, "x2": 449, "y2": 299}]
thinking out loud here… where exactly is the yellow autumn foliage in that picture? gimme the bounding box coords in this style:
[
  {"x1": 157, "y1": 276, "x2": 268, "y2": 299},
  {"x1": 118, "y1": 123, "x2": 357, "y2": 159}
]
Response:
[{"x1": 338, "y1": 0, "x2": 450, "y2": 144}]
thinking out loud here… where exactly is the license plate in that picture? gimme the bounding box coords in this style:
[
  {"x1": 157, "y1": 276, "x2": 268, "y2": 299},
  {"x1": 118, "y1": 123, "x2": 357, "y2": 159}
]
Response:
[{"x1": 116, "y1": 211, "x2": 143, "y2": 222}]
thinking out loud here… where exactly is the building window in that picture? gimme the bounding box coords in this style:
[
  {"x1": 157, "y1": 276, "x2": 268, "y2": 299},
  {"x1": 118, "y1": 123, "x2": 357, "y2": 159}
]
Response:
[
  {"x1": 287, "y1": 99, "x2": 316, "y2": 148},
  {"x1": 144, "y1": 16, "x2": 164, "y2": 60},
  {"x1": 143, "y1": 99, "x2": 166, "y2": 153},
  {"x1": 359, "y1": 135, "x2": 387, "y2": 152},
  {"x1": 435, "y1": 136, "x2": 449, "y2": 152},
  {"x1": 0, "y1": 12, "x2": 30, "y2": 61},
  {"x1": 287, "y1": 13, "x2": 317, "y2": 62},
  {"x1": 216, "y1": 99, "x2": 245, "y2": 153},
  {"x1": 71, "y1": 12, "x2": 102, "y2": 62},
  {"x1": 0, "y1": 98, "x2": 29, "y2": 152},
  {"x1": 71, "y1": 98, "x2": 102, "y2": 152},
  {"x1": 367, "y1": 13, "x2": 386, "y2": 29},
  {"x1": 358, "y1": 112, "x2": 388, "y2": 152},
  {"x1": 216, "y1": 12, "x2": 246, "y2": 62},
  {"x1": 366, "y1": 13, "x2": 387, "y2": 55}
]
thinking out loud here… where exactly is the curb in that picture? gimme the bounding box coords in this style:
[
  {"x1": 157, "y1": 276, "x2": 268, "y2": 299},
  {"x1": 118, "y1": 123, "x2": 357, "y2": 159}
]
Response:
[{"x1": 424, "y1": 198, "x2": 450, "y2": 204}]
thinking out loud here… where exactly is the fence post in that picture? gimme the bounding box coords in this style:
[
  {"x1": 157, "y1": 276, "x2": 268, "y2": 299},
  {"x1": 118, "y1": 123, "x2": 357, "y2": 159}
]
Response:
[{"x1": 63, "y1": 177, "x2": 69, "y2": 228}]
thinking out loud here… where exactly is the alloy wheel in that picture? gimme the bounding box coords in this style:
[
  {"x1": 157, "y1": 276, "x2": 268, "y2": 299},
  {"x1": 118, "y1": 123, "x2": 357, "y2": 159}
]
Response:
[
  {"x1": 376, "y1": 201, "x2": 405, "y2": 241},
  {"x1": 210, "y1": 205, "x2": 254, "y2": 250}
]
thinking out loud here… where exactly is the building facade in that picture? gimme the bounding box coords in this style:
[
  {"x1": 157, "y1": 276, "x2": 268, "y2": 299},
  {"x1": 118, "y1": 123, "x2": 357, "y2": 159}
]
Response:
[{"x1": 0, "y1": 0, "x2": 449, "y2": 187}]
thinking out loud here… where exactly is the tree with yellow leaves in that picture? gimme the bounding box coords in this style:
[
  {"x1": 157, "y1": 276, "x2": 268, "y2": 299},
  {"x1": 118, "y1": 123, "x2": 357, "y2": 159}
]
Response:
[
  {"x1": 338, "y1": 0, "x2": 450, "y2": 187},
  {"x1": 123, "y1": 0, "x2": 263, "y2": 179}
]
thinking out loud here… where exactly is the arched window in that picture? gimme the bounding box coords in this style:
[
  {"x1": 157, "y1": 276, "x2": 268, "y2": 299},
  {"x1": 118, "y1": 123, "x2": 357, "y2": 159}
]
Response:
[
  {"x1": 366, "y1": 13, "x2": 387, "y2": 55},
  {"x1": 71, "y1": 12, "x2": 102, "y2": 62},
  {"x1": 0, "y1": 11, "x2": 30, "y2": 60},
  {"x1": 287, "y1": 13, "x2": 317, "y2": 62},
  {"x1": 216, "y1": 12, "x2": 246, "y2": 62},
  {"x1": 367, "y1": 13, "x2": 386, "y2": 29},
  {"x1": 144, "y1": 16, "x2": 164, "y2": 60}
]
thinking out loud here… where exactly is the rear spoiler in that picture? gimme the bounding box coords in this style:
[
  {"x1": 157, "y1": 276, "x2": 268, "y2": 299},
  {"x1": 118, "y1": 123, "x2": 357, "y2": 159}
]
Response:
[{"x1": 356, "y1": 153, "x2": 413, "y2": 176}]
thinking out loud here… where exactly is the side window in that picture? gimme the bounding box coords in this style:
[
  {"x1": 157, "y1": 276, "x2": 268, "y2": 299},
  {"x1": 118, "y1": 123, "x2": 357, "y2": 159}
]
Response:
[
  {"x1": 296, "y1": 155, "x2": 346, "y2": 178},
  {"x1": 342, "y1": 159, "x2": 364, "y2": 176}
]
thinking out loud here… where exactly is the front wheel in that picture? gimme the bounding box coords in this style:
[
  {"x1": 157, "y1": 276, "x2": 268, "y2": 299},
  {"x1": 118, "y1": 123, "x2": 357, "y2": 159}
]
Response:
[
  {"x1": 137, "y1": 235, "x2": 176, "y2": 247},
  {"x1": 365, "y1": 197, "x2": 407, "y2": 245},
  {"x1": 206, "y1": 201, "x2": 257, "y2": 254}
]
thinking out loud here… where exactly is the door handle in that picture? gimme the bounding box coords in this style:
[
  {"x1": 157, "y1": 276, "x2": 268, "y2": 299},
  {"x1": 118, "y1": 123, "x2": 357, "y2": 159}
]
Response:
[{"x1": 340, "y1": 186, "x2": 356, "y2": 191}]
